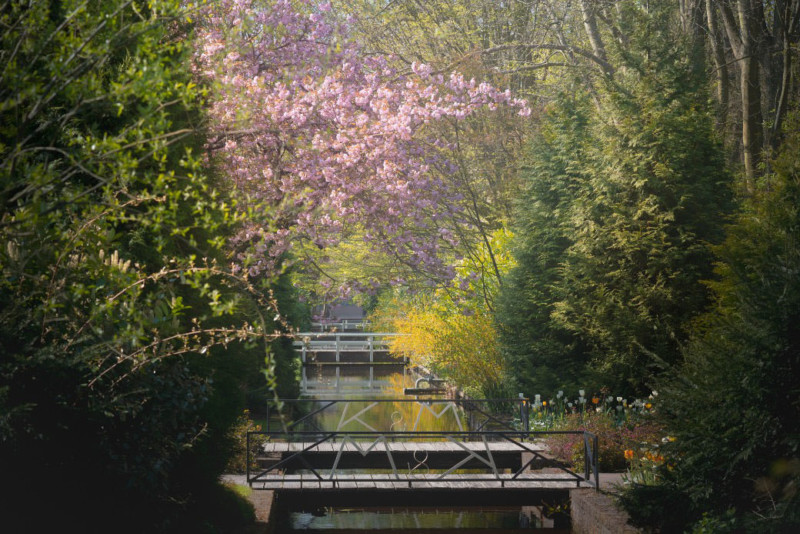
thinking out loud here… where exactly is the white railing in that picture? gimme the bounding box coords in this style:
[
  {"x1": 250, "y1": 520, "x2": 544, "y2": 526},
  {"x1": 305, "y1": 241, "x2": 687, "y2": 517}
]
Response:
[
  {"x1": 295, "y1": 332, "x2": 407, "y2": 394},
  {"x1": 310, "y1": 319, "x2": 372, "y2": 332}
]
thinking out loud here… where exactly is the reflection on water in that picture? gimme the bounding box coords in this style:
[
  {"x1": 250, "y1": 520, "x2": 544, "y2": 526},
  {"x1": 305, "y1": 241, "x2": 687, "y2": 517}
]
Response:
[
  {"x1": 311, "y1": 398, "x2": 466, "y2": 433},
  {"x1": 303, "y1": 365, "x2": 403, "y2": 396},
  {"x1": 284, "y1": 373, "x2": 470, "y2": 434},
  {"x1": 287, "y1": 507, "x2": 547, "y2": 530}
]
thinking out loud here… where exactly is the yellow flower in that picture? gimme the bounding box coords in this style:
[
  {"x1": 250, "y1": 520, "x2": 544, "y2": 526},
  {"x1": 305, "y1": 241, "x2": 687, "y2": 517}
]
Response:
[
  {"x1": 624, "y1": 449, "x2": 635, "y2": 460},
  {"x1": 645, "y1": 402, "x2": 652, "y2": 409}
]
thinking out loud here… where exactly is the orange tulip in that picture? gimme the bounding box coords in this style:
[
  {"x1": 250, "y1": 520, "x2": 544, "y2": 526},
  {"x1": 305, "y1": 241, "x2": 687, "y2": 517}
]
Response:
[{"x1": 624, "y1": 449, "x2": 634, "y2": 460}]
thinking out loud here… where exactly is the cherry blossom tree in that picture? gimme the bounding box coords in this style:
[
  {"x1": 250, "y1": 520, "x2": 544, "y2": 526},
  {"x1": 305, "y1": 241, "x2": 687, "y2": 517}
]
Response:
[{"x1": 196, "y1": 0, "x2": 529, "y2": 289}]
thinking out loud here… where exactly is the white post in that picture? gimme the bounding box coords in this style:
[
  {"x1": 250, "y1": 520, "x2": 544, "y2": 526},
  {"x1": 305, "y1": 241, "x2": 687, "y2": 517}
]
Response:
[{"x1": 301, "y1": 345, "x2": 307, "y2": 393}]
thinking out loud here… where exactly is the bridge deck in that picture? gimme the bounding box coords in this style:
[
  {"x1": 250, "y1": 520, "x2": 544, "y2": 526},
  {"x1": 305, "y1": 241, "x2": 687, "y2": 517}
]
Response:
[
  {"x1": 249, "y1": 473, "x2": 586, "y2": 491},
  {"x1": 252, "y1": 473, "x2": 584, "y2": 489}
]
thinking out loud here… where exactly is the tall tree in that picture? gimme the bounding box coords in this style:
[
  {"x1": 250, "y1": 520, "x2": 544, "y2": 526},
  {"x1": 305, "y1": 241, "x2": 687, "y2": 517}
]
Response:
[
  {"x1": 497, "y1": 91, "x2": 595, "y2": 396},
  {"x1": 625, "y1": 113, "x2": 800, "y2": 532},
  {"x1": 196, "y1": 0, "x2": 529, "y2": 294},
  {"x1": 707, "y1": 0, "x2": 800, "y2": 187},
  {"x1": 498, "y1": 2, "x2": 732, "y2": 395}
]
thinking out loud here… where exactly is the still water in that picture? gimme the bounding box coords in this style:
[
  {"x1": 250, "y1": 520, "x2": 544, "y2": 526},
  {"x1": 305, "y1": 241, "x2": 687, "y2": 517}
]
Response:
[{"x1": 280, "y1": 506, "x2": 562, "y2": 531}]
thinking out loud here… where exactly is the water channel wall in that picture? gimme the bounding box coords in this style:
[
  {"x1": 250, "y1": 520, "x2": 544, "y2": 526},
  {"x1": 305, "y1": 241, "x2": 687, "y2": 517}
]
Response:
[
  {"x1": 249, "y1": 487, "x2": 641, "y2": 532},
  {"x1": 570, "y1": 488, "x2": 641, "y2": 534}
]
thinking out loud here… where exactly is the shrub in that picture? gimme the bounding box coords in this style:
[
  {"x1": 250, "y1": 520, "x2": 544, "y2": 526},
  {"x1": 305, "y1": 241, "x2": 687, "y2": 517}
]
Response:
[
  {"x1": 617, "y1": 483, "x2": 694, "y2": 532},
  {"x1": 225, "y1": 410, "x2": 265, "y2": 474},
  {"x1": 544, "y1": 409, "x2": 664, "y2": 472}
]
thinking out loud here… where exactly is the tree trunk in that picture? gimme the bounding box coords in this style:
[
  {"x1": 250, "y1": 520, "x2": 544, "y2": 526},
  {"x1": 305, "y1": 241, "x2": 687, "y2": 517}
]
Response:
[
  {"x1": 580, "y1": 0, "x2": 612, "y2": 76},
  {"x1": 771, "y1": 0, "x2": 799, "y2": 146},
  {"x1": 719, "y1": 0, "x2": 764, "y2": 189},
  {"x1": 685, "y1": 0, "x2": 706, "y2": 77},
  {"x1": 740, "y1": 53, "x2": 763, "y2": 188},
  {"x1": 706, "y1": 0, "x2": 730, "y2": 130}
]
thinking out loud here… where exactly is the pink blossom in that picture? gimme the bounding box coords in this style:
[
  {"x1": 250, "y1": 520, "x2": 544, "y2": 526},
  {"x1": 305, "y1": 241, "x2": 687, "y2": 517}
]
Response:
[{"x1": 196, "y1": 0, "x2": 529, "y2": 285}]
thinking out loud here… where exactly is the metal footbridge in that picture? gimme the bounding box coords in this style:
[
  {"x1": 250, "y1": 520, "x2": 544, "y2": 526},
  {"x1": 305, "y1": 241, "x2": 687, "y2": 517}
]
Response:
[{"x1": 246, "y1": 398, "x2": 599, "y2": 503}]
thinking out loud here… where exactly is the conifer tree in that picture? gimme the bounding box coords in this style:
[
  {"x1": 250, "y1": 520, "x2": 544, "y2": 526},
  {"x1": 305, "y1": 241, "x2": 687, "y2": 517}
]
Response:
[
  {"x1": 636, "y1": 116, "x2": 800, "y2": 531},
  {"x1": 499, "y1": 3, "x2": 731, "y2": 395},
  {"x1": 497, "y1": 92, "x2": 593, "y2": 396}
]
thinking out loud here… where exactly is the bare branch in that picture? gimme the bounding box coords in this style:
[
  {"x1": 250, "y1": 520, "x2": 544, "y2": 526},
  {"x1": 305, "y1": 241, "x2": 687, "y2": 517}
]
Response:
[{"x1": 482, "y1": 43, "x2": 614, "y2": 76}]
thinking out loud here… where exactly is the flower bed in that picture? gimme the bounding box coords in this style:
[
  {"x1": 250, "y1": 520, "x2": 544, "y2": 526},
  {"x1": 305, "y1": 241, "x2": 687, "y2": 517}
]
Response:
[{"x1": 524, "y1": 390, "x2": 664, "y2": 473}]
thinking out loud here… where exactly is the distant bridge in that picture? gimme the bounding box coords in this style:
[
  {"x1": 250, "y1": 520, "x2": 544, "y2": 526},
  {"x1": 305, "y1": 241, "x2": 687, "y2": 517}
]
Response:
[{"x1": 295, "y1": 332, "x2": 408, "y2": 395}]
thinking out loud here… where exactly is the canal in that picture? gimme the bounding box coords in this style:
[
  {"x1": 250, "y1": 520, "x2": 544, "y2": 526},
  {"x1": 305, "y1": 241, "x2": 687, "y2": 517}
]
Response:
[{"x1": 263, "y1": 331, "x2": 572, "y2": 532}]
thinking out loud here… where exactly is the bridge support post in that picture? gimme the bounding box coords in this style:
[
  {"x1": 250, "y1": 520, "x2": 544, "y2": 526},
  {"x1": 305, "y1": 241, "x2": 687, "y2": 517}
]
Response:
[
  {"x1": 519, "y1": 393, "x2": 530, "y2": 433},
  {"x1": 335, "y1": 334, "x2": 340, "y2": 392},
  {"x1": 369, "y1": 337, "x2": 374, "y2": 389},
  {"x1": 301, "y1": 345, "x2": 307, "y2": 395}
]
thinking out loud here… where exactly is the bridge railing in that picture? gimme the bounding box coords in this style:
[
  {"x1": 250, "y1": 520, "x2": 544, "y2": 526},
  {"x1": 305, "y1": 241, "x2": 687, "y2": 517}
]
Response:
[
  {"x1": 294, "y1": 333, "x2": 408, "y2": 394},
  {"x1": 293, "y1": 332, "x2": 404, "y2": 353},
  {"x1": 245, "y1": 429, "x2": 599, "y2": 491},
  {"x1": 310, "y1": 319, "x2": 372, "y2": 332},
  {"x1": 265, "y1": 397, "x2": 531, "y2": 434}
]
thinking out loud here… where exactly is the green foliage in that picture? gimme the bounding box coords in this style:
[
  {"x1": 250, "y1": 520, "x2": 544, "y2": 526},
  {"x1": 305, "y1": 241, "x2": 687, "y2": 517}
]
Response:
[
  {"x1": 497, "y1": 91, "x2": 595, "y2": 397},
  {"x1": 224, "y1": 409, "x2": 263, "y2": 474},
  {"x1": 498, "y1": 3, "x2": 731, "y2": 397},
  {"x1": 553, "y1": 4, "x2": 731, "y2": 393},
  {"x1": 617, "y1": 483, "x2": 694, "y2": 533},
  {"x1": 645, "y1": 116, "x2": 800, "y2": 532},
  {"x1": 0, "y1": 1, "x2": 282, "y2": 530},
  {"x1": 371, "y1": 229, "x2": 516, "y2": 397}
]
